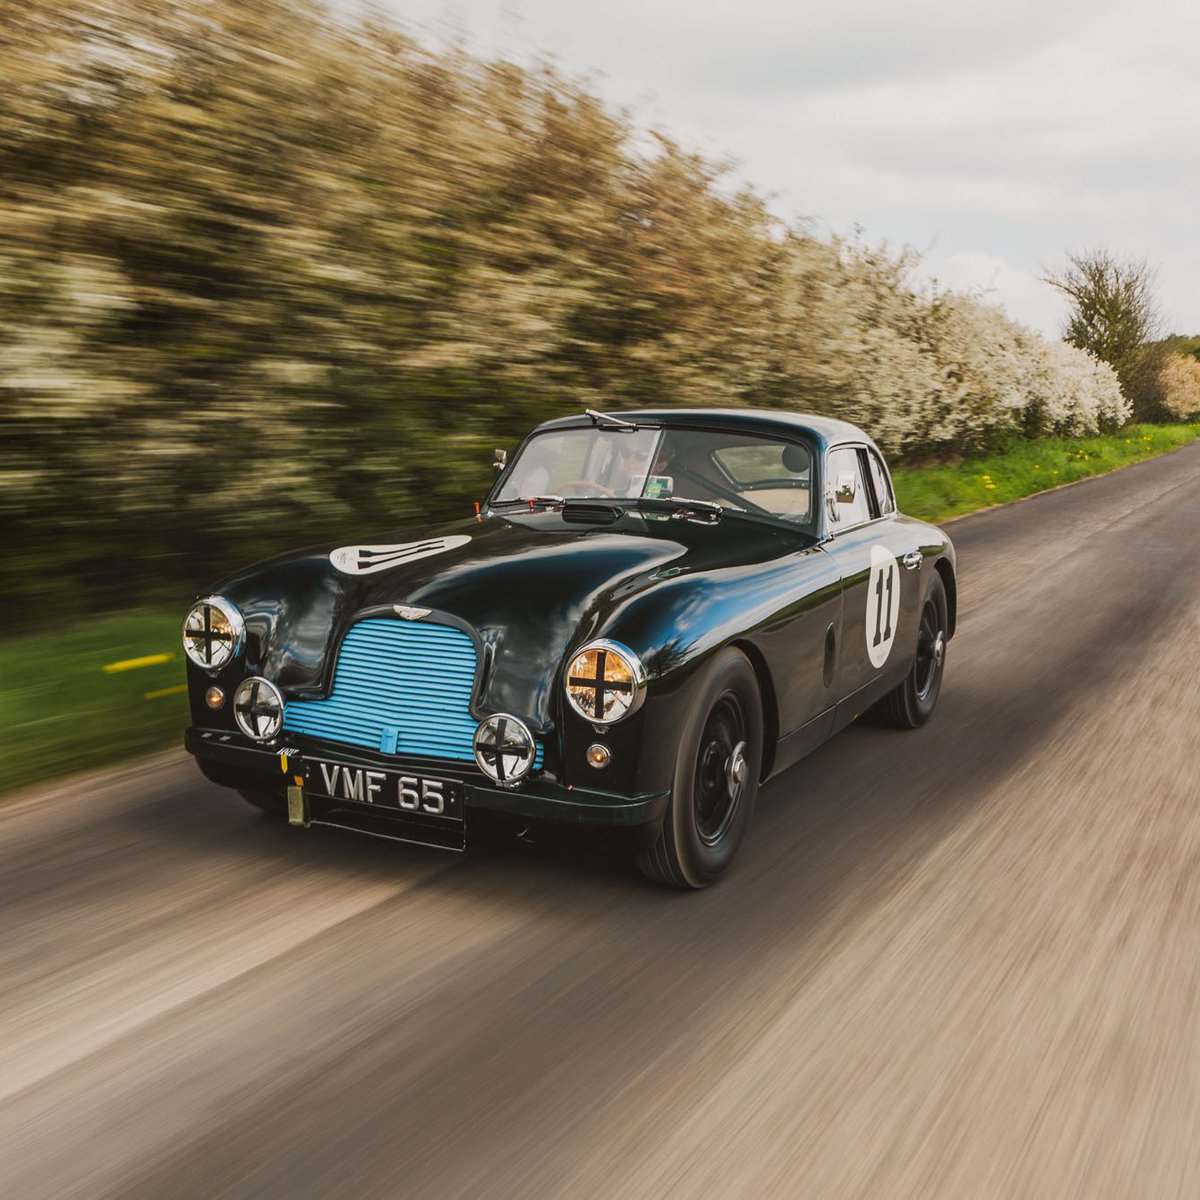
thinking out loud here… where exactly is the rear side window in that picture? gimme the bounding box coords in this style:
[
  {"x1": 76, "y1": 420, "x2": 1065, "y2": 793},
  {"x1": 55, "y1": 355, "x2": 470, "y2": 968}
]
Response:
[{"x1": 866, "y1": 449, "x2": 895, "y2": 515}]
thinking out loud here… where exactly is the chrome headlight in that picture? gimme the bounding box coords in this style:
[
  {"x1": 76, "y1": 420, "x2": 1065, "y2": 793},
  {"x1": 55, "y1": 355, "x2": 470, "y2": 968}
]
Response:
[
  {"x1": 473, "y1": 714, "x2": 536, "y2": 786},
  {"x1": 233, "y1": 677, "x2": 284, "y2": 742},
  {"x1": 182, "y1": 596, "x2": 244, "y2": 669},
  {"x1": 564, "y1": 639, "x2": 646, "y2": 725}
]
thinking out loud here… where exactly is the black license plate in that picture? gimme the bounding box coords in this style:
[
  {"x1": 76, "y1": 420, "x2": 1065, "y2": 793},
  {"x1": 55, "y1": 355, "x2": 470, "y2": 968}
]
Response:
[{"x1": 303, "y1": 758, "x2": 463, "y2": 822}]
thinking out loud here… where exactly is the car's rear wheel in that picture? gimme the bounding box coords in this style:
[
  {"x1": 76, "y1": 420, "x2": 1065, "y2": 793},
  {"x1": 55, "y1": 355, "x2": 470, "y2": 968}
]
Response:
[
  {"x1": 238, "y1": 788, "x2": 286, "y2": 815},
  {"x1": 638, "y1": 648, "x2": 762, "y2": 888},
  {"x1": 880, "y1": 574, "x2": 948, "y2": 729}
]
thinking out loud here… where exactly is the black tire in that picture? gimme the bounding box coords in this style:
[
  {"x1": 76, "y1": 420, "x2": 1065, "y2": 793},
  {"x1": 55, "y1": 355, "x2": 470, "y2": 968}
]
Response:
[
  {"x1": 880, "y1": 573, "x2": 948, "y2": 729},
  {"x1": 638, "y1": 648, "x2": 763, "y2": 888},
  {"x1": 238, "y1": 788, "x2": 286, "y2": 816}
]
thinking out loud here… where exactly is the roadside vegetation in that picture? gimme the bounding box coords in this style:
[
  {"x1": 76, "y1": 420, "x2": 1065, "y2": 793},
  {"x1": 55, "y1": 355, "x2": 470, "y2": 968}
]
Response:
[
  {"x1": 892, "y1": 423, "x2": 1200, "y2": 524},
  {"x1": 1044, "y1": 251, "x2": 1200, "y2": 424},
  {"x1": 1, "y1": 608, "x2": 186, "y2": 795}
]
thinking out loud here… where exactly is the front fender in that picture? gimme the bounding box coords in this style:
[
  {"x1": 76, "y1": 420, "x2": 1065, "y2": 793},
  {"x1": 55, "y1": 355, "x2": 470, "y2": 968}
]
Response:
[{"x1": 553, "y1": 545, "x2": 839, "y2": 796}]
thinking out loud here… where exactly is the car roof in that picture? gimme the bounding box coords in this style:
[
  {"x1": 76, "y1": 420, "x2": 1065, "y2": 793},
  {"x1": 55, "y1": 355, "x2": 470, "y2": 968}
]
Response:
[{"x1": 533, "y1": 407, "x2": 876, "y2": 454}]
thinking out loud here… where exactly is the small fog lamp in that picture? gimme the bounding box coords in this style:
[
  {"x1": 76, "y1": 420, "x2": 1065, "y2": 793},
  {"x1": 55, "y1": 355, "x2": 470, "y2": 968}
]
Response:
[
  {"x1": 586, "y1": 743, "x2": 611, "y2": 769},
  {"x1": 473, "y1": 714, "x2": 536, "y2": 786},
  {"x1": 232, "y1": 677, "x2": 284, "y2": 742},
  {"x1": 205, "y1": 686, "x2": 225, "y2": 709}
]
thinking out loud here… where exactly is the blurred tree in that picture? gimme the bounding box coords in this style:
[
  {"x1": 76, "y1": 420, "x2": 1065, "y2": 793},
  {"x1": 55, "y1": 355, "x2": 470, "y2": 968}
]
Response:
[
  {"x1": 1043, "y1": 249, "x2": 1165, "y2": 419},
  {"x1": 1158, "y1": 333, "x2": 1200, "y2": 363},
  {"x1": 1157, "y1": 352, "x2": 1200, "y2": 420}
]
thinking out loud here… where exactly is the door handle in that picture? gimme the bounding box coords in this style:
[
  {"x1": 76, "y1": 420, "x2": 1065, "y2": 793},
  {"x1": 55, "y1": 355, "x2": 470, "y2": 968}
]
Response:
[{"x1": 903, "y1": 551, "x2": 922, "y2": 571}]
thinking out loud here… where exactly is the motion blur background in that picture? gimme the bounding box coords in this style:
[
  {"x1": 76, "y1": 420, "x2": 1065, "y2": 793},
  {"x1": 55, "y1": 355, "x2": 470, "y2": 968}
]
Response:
[{"x1": 9, "y1": 0, "x2": 1183, "y2": 636}]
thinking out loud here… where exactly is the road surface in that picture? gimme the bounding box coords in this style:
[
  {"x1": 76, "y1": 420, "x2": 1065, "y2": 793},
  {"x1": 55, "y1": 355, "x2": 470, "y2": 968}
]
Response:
[{"x1": 2, "y1": 444, "x2": 1199, "y2": 1198}]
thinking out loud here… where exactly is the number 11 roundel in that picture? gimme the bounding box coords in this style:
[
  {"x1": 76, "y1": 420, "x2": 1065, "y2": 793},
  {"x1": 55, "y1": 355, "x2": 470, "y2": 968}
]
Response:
[{"x1": 866, "y1": 544, "x2": 901, "y2": 668}]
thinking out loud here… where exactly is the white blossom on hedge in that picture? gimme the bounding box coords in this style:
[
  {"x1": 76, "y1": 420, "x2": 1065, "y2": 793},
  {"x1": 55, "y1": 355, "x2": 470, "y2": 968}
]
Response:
[{"x1": 1158, "y1": 353, "x2": 1200, "y2": 420}]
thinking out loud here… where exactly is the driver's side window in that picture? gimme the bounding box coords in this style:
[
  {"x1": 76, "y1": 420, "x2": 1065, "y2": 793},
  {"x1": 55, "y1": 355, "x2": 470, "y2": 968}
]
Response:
[{"x1": 826, "y1": 447, "x2": 872, "y2": 529}]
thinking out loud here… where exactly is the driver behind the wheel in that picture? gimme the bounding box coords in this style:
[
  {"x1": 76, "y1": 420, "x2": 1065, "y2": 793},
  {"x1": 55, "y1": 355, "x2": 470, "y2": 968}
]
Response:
[
  {"x1": 605, "y1": 438, "x2": 653, "y2": 496},
  {"x1": 646, "y1": 441, "x2": 676, "y2": 494}
]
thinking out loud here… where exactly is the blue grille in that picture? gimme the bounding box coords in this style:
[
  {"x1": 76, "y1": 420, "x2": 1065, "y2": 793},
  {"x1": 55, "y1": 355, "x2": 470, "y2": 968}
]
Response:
[{"x1": 282, "y1": 617, "x2": 541, "y2": 768}]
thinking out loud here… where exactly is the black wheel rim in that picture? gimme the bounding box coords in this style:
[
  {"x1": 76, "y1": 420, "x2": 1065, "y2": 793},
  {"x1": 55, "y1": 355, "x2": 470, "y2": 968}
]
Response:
[
  {"x1": 693, "y1": 692, "x2": 747, "y2": 846},
  {"x1": 914, "y1": 598, "x2": 944, "y2": 701}
]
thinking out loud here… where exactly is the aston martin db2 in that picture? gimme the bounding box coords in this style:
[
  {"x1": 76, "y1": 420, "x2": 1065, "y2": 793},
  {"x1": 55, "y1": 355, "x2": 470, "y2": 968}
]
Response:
[{"x1": 184, "y1": 408, "x2": 955, "y2": 886}]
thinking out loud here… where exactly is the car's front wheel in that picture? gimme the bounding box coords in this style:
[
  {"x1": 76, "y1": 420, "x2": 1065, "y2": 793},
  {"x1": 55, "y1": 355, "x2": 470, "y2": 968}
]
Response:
[
  {"x1": 638, "y1": 648, "x2": 763, "y2": 888},
  {"x1": 879, "y1": 573, "x2": 948, "y2": 728}
]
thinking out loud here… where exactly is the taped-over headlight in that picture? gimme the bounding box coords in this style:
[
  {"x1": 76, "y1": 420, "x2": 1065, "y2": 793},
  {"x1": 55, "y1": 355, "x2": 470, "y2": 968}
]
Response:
[
  {"x1": 182, "y1": 596, "x2": 244, "y2": 669},
  {"x1": 564, "y1": 640, "x2": 646, "y2": 725}
]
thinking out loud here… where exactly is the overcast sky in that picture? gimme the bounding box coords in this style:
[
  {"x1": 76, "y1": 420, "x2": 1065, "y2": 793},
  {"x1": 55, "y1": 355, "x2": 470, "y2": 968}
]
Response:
[{"x1": 388, "y1": 0, "x2": 1198, "y2": 337}]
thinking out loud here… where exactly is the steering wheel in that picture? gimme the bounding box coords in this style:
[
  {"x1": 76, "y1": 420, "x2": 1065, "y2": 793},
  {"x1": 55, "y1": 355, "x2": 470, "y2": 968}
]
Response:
[
  {"x1": 557, "y1": 480, "x2": 616, "y2": 498},
  {"x1": 672, "y1": 466, "x2": 773, "y2": 516}
]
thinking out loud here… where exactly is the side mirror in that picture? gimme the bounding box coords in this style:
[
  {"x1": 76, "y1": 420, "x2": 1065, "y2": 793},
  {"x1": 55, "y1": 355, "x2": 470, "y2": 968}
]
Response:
[
  {"x1": 835, "y1": 472, "x2": 857, "y2": 503},
  {"x1": 493, "y1": 449, "x2": 507, "y2": 473}
]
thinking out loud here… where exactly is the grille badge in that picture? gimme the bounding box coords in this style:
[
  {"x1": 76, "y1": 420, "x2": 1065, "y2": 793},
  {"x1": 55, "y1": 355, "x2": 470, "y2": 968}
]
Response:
[{"x1": 393, "y1": 605, "x2": 431, "y2": 620}]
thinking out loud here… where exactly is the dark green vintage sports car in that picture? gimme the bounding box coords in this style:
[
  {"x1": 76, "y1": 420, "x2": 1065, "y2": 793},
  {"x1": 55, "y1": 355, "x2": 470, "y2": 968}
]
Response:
[{"x1": 183, "y1": 408, "x2": 955, "y2": 887}]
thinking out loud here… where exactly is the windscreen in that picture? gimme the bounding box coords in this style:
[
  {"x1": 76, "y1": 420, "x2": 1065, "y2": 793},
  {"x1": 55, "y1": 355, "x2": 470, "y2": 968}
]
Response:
[
  {"x1": 495, "y1": 426, "x2": 815, "y2": 528},
  {"x1": 494, "y1": 428, "x2": 662, "y2": 501}
]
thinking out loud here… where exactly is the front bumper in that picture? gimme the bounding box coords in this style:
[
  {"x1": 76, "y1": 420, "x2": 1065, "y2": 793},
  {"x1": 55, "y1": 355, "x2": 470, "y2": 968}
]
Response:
[{"x1": 185, "y1": 727, "x2": 670, "y2": 831}]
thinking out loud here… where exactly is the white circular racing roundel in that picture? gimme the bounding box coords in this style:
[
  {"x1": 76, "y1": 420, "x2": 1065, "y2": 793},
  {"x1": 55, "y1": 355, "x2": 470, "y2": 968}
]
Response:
[
  {"x1": 329, "y1": 535, "x2": 471, "y2": 576},
  {"x1": 866, "y1": 543, "x2": 901, "y2": 669}
]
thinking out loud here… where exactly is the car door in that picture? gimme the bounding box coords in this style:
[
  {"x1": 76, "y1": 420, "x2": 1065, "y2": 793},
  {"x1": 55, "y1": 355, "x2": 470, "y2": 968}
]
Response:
[
  {"x1": 820, "y1": 444, "x2": 914, "y2": 726},
  {"x1": 862, "y1": 444, "x2": 926, "y2": 656}
]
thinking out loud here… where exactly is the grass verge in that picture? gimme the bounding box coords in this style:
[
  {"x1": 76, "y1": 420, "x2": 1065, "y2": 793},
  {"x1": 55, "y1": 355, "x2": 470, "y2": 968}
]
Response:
[
  {"x1": 1, "y1": 607, "x2": 188, "y2": 796},
  {"x1": 892, "y1": 423, "x2": 1200, "y2": 524},
  {"x1": 3, "y1": 423, "x2": 1197, "y2": 798}
]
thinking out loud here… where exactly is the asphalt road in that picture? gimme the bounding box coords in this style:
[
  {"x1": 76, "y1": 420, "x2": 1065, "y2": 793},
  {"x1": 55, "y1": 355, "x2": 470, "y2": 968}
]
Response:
[{"x1": 3, "y1": 444, "x2": 1199, "y2": 1199}]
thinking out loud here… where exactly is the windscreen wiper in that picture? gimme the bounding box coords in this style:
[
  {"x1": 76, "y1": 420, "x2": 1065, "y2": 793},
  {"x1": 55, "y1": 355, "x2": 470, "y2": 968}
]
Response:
[
  {"x1": 634, "y1": 496, "x2": 728, "y2": 522},
  {"x1": 585, "y1": 408, "x2": 639, "y2": 430}
]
